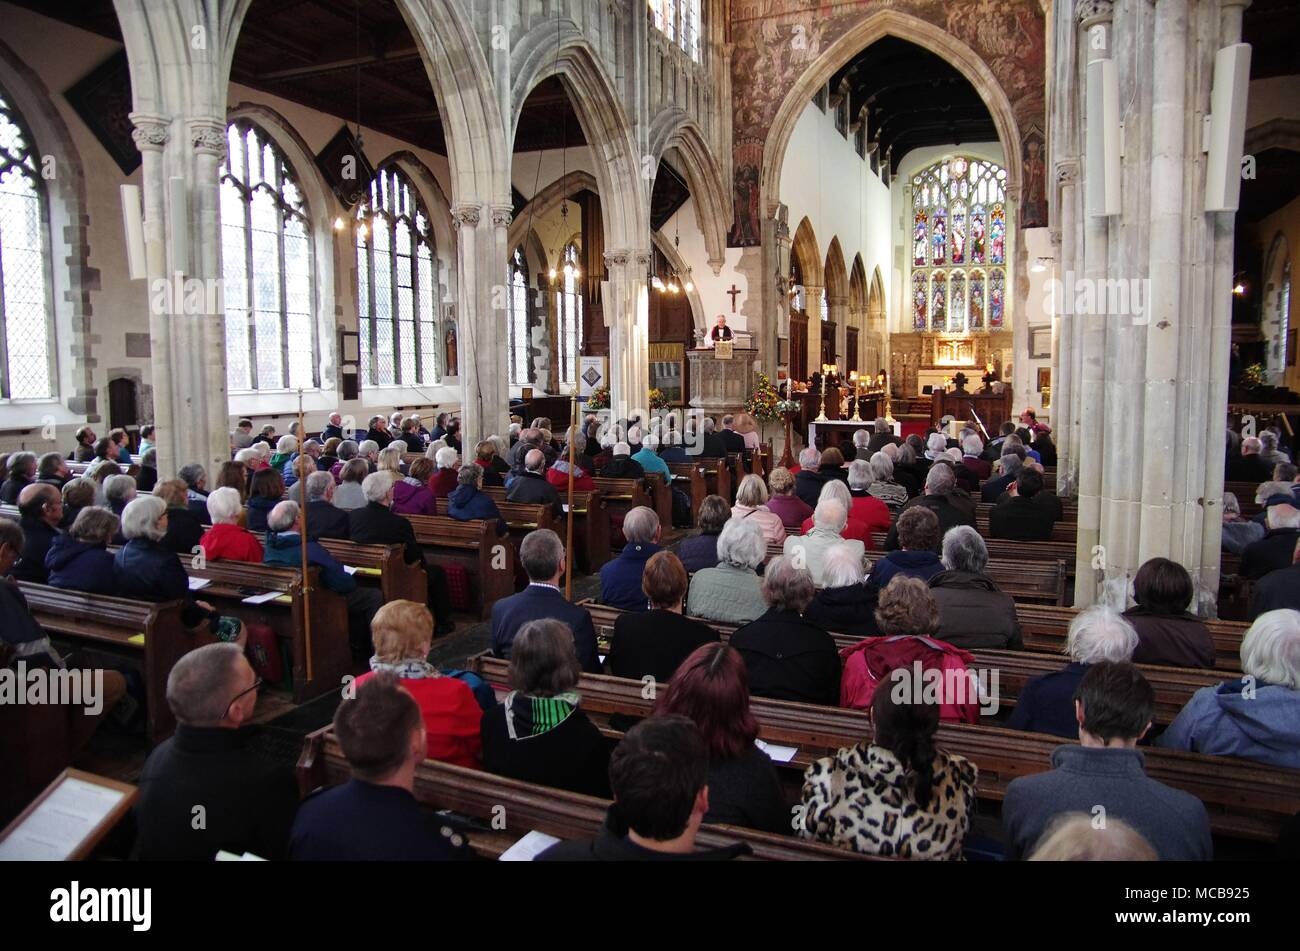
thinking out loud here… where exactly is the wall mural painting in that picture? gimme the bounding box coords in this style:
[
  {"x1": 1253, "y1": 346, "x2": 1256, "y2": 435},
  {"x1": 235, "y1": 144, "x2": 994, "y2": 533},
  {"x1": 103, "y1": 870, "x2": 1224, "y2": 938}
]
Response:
[{"x1": 728, "y1": 0, "x2": 1047, "y2": 246}]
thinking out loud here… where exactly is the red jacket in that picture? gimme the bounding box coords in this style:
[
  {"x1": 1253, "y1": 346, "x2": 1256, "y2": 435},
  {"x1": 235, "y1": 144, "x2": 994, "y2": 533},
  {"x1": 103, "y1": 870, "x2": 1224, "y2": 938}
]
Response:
[
  {"x1": 839, "y1": 635, "x2": 980, "y2": 724},
  {"x1": 545, "y1": 464, "x2": 596, "y2": 493},
  {"x1": 799, "y1": 505, "x2": 881, "y2": 547},
  {"x1": 200, "y1": 522, "x2": 264, "y2": 563},
  {"x1": 354, "y1": 670, "x2": 482, "y2": 768},
  {"x1": 430, "y1": 467, "x2": 459, "y2": 499}
]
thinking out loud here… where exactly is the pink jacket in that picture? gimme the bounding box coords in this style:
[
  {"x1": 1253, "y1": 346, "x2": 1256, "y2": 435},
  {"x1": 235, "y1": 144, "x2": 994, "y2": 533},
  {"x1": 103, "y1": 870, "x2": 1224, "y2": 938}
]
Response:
[
  {"x1": 730, "y1": 503, "x2": 787, "y2": 545},
  {"x1": 839, "y1": 635, "x2": 981, "y2": 724}
]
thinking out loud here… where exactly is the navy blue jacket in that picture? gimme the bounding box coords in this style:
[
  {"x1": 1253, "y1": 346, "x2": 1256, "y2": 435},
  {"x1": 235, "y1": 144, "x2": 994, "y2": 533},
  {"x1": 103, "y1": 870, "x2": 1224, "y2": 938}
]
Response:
[
  {"x1": 12, "y1": 516, "x2": 59, "y2": 584},
  {"x1": 115, "y1": 537, "x2": 190, "y2": 602},
  {"x1": 599, "y1": 542, "x2": 664, "y2": 612},
  {"x1": 490, "y1": 583, "x2": 600, "y2": 672},
  {"x1": 45, "y1": 536, "x2": 117, "y2": 595},
  {"x1": 289, "y1": 779, "x2": 471, "y2": 861},
  {"x1": 980, "y1": 472, "x2": 1015, "y2": 502},
  {"x1": 305, "y1": 499, "x2": 351, "y2": 541},
  {"x1": 186, "y1": 489, "x2": 210, "y2": 524},
  {"x1": 245, "y1": 496, "x2": 278, "y2": 534},
  {"x1": 677, "y1": 532, "x2": 721, "y2": 573},
  {"x1": 868, "y1": 548, "x2": 944, "y2": 591},
  {"x1": 1005, "y1": 662, "x2": 1088, "y2": 739},
  {"x1": 447, "y1": 484, "x2": 507, "y2": 536},
  {"x1": 263, "y1": 532, "x2": 355, "y2": 594}
]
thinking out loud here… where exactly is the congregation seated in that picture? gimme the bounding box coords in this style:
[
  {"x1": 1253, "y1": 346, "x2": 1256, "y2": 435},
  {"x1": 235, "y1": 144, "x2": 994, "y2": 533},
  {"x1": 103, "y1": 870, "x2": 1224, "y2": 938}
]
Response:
[
  {"x1": 1226, "y1": 435, "x2": 1274, "y2": 484},
  {"x1": 318, "y1": 437, "x2": 341, "y2": 474},
  {"x1": 653, "y1": 643, "x2": 788, "y2": 835},
  {"x1": 1007, "y1": 606, "x2": 1137, "y2": 738},
  {"x1": 448, "y1": 463, "x2": 507, "y2": 536},
  {"x1": 175, "y1": 464, "x2": 211, "y2": 524},
  {"x1": 133, "y1": 643, "x2": 299, "y2": 860},
  {"x1": 1120, "y1": 558, "x2": 1214, "y2": 668},
  {"x1": 607, "y1": 551, "x2": 719, "y2": 683},
  {"x1": 870, "y1": 506, "x2": 944, "y2": 590},
  {"x1": 300, "y1": 471, "x2": 350, "y2": 540},
  {"x1": 490, "y1": 528, "x2": 599, "y2": 671},
  {"x1": 481, "y1": 618, "x2": 612, "y2": 798},
  {"x1": 83, "y1": 438, "x2": 117, "y2": 481},
  {"x1": 354, "y1": 600, "x2": 483, "y2": 767},
  {"x1": 71, "y1": 425, "x2": 98, "y2": 462},
  {"x1": 885, "y1": 463, "x2": 975, "y2": 550},
  {"x1": 864, "y1": 453, "x2": 908, "y2": 513},
  {"x1": 1252, "y1": 479, "x2": 1297, "y2": 526},
  {"x1": 291, "y1": 673, "x2": 472, "y2": 861},
  {"x1": 475, "y1": 439, "x2": 507, "y2": 487},
  {"x1": 45, "y1": 506, "x2": 119, "y2": 595},
  {"x1": 1156, "y1": 609, "x2": 1300, "y2": 769},
  {"x1": 333, "y1": 458, "x2": 369, "y2": 510},
  {"x1": 507, "y1": 448, "x2": 562, "y2": 515},
  {"x1": 245, "y1": 468, "x2": 285, "y2": 533},
  {"x1": 356, "y1": 439, "x2": 381, "y2": 472},
  {"x1": 391, "y1": 457, "x2": 437, "y2": 517},
  {"x1": 686, "y1": 517, "x2": 767, "y2": 624},
  {"x1": 842, "y1": 460, "x2": 892, "y2": 537},
  {"x1": 213, "y1": 460, "x2": 248, "y2": 505},
  {"x1": 1026, "y1": 813, "x2": 1156, "y2": 861},
  {"x1": 284, "y1": 439, "x2": 324, "y2": 487},
  {"x1": 1001, "y1": 662, "x2": 1213, "y2": 861},
  {"x1": 794, "y1": 447, "x2": 850, "y2": 509},
  {"x1": 989, "y1": 468, "x2": 1057, "y2": 541},
  {"x1": 980, "y1": 446, "x2": 1024, "y2": 502},
  {"x1": 0, "y1": 450, "x2": 36, "y2": 504},
  {"x1": 266, "y1": 500, "x2": 383, "y2": 661},
  {"x1": 895, "y1": 437, "x2": 930, "y2": 494},
  {"x1": 59, "y1": 477, "x2": 96, "y2": 530},
  {"x1": 840, "y1": 577, "x2": 978, "y2": 722},
  {"x1": 729, "y1": 555, "x2": 840, "y2": 706},
  {"x1": 1216, "y1": 493, "x2": 1258, "y2": 553},
  {"x1": 364, "y1": 415, "x2": 393, "y2": 450},
  {"x1": 422, "y1": 446, "x2": 456, "y2": 500},
  {"x1": 731, "y1": 474, "x2": 787, "y2": 546},
  {"x1": 199, "y1": 486, "x2": 263, "y2": 563},
  {"x1": 329, "y1": 439, "x2": 359, "y2": 482},
  {"x1": 799, "y1": 681, "x2": 977, "y2": 859},
  {"x1": 960, "y1": 434, "x2": 991, "y2": 484},
  {"x1": 11, "y1": 483, "x2": 63, "y2": 583},
  {"x1": 376, "y1": 445, "x2": 406, "y2": 483},
  {"x1": 103, "y1": 472, "x2": 136, "y2": 519},
  {"x1": 804, "y1": 543, "x2": 881, "y2": 638},
  {"x1": 505, "y1": 427, "x2": 540, "y2": 478},
  {"x1": 764, "y1": 467, "x2": 812, "y2": 531},
  {"x1": 678, "y1": 495, "x2": 729, "y2": 573},
  {"x1": 788, "y1": 445, "x2": 815, "y2": 478},
  {"x1": 1240, "y1": 502, "x2": 1300, "y2": 580},
  {"x1": 599, "y1": 506, "x2": 663, "y2": 611},
  {"x1": 601, "y1": 440, "x2": 645, "y2": 478},
  {"x1": 1257, "y1": 429, "x2": 1292, "y2": 470},
  {"x1": 548, "y1": 430, "x2": 598, "y2": 491},
  {"x1": 864, "y1": 417, "x2": 901, "y2": 456},
  {"x1": 155, "y1": 479, "x2": 205, "y2": 554},
  {"x1": 786, "y1": 497, "x2": 867, "y2": 586},
  {"x1": 928, "y1": 526, "x2": 1023, "y2": 650}
]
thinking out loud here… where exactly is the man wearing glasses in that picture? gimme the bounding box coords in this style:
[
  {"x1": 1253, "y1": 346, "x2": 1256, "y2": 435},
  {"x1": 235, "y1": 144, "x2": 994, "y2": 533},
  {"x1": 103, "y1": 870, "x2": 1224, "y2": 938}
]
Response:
[{"x1": 132, "y1": 643, "x2": 299, "y2": 861}]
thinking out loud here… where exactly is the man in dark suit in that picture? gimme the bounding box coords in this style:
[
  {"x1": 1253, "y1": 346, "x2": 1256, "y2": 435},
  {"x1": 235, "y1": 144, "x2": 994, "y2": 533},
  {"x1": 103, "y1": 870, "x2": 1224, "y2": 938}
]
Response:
[
  {"x1": 303, "y1": 471, "x2": 351, "y2": 540},
  {"x1": 884, "y1": 463, "x2": 977, "y2": 550},
  {"x1": 348, "y1": 471, "x2": 454, "y2": 634},
  {"x1": 507, "y1": 449, "x2": 562, "y2": 515},
  {"x1": 989, "y1": 468, "x2": 1057, "y2": 541},
  {"x1": 1227, "y1": 436, "x2": 1275, "y2": 484},
  {"x1": 698, "y1": 417, "x2": 728, "y2": 459},
  {"x1": 490, "y1": 529, "x2": 599, "y2": 672},
  {"x1": 1240, "y1": 504, "x2": 1300, "y2": 579},
  {"x1": 794, "y1": 447, "x2": 828, "y2": 507},
  {"x1": 981, "y1": 448, "x2": 1025, "y2": 502},
  {"x1": 10, "y1": 483, "x2": 62, "y2": 583},
  {"x1": 719, "y1": 414, "x2": 746, "y2": 455}
]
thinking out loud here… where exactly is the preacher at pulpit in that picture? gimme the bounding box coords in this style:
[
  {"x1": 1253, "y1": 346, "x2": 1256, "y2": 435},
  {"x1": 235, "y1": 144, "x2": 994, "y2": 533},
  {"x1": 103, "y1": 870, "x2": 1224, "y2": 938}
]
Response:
[{"x1": 709, "y1": 313, "x2": 733, "y2": 344}]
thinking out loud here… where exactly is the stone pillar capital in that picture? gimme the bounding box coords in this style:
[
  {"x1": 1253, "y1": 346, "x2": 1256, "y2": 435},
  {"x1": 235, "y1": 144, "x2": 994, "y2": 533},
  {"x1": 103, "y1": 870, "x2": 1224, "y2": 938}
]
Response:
[
  {"x1": 1077, "y1": 0, "x2": 1114, "y2": 27},
  {"x1": 1055, "y1": 159, "x2": 1080, "y2": 186},
  {"x1": 130, "y1": 112, "x2": 170, "y2": 153},
  {"x1": 489, "y1": 204, "x2": 513, "y2": 228},
  {"x1": 451, "y1": 203, "x2": 482, "y2": 229},
  {"x1": 189, "y1": 118, "x2": 227, "y2": 156}
]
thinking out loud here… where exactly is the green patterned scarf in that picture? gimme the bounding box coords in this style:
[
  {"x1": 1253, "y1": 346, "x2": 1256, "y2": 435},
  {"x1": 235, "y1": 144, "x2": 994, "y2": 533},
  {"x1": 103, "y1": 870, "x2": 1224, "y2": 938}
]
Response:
[{"x1": 503, "y1": 690, "x2": 581, "y2": 740}]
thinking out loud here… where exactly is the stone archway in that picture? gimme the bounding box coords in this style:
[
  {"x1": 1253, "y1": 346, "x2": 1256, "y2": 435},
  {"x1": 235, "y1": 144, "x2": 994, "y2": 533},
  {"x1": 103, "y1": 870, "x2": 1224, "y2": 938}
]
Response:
[
  {"x1": 849, "y1": 254, "x2": 868, "y2": 377},
  {"x1": 824, "y1": 237, "x2": 849, "y2": 370},
  {"x1": 650, "y1": 109, "x2": 730, "y2": 274}
]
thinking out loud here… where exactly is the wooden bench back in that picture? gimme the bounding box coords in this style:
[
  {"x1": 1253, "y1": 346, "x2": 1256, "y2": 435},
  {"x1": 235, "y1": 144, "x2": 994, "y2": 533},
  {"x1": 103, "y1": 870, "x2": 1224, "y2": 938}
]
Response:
[
  {"x1": 403, "y1": 514, "x2": 515, "y2": 617},
  {"x1": 481, "y1": 487, "x2": 611, "y2": 573}
]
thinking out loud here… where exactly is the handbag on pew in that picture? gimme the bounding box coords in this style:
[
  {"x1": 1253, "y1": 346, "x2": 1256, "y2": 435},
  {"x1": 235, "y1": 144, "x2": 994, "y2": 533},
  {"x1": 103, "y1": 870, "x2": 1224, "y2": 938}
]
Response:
[{"x1": 241, "y1": 622, "x2": 284, "y2": 687}]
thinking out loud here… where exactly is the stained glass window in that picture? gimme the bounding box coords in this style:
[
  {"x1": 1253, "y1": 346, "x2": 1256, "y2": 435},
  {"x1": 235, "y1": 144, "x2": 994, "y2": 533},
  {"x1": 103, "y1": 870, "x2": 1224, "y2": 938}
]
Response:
[
  {"x1": 220, "y1": 121, "x2": 316, "y2": 392},
  {"x1": 0, "y1": 89, "x2": 54, "y2": 400},
  {"x1": 356, "y1": 165, "x2": 439, "y2": 387},
  {"x1": 556, "y1": 242, "x2": 583, "y2": 387},
  {"x1": 508, "y1": 248, "x2": 532, "y2": 385},
  {"x1": 910, "y1": 156, "x2": 1009, "y2": 332}
]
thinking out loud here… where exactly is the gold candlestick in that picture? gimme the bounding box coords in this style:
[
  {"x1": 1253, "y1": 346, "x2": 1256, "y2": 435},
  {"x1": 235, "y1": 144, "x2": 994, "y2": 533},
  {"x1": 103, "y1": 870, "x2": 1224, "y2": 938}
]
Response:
[
  {"x1": 850, "y1": 371, "x2": 864, "y2": 422},
  {"x1": 814, "y1": 364, "x2": 829, "y2": 422}
]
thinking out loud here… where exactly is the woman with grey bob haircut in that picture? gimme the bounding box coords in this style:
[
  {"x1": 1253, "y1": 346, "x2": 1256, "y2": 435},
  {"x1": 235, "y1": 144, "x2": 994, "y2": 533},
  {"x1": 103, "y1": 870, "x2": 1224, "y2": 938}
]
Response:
[
  {"x1": 677, "y1": 494, "x2": 730, "y2": 573},
  {"x1": 927, "y1": 525, "x2": 1022, "y2": 652},
  {"x1": 686, "y1": 518, "x2": 767, "y2": 624}
]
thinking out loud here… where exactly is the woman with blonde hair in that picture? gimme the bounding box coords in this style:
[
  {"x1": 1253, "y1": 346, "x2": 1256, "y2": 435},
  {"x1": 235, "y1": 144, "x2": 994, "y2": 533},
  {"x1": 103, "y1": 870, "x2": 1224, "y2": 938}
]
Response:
[
  {"x1": 730, "y1": 474, "x2": 787, "y2": 545},
  {"x1": 351, "y1": 600, "x2": 484, "y2": 767},
  {"x1": 1027, "y1": 814, "x2": 1157, "y2": 861},
  {"x1": 732, "y1": 411, "x2": 762, "y2": 451}
]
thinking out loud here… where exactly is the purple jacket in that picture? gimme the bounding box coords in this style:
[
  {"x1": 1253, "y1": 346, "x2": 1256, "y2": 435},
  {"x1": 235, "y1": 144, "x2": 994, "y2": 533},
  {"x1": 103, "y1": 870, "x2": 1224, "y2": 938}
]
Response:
[{"x1": 391, "y1": 477, "x2": 437, "y2": 516}]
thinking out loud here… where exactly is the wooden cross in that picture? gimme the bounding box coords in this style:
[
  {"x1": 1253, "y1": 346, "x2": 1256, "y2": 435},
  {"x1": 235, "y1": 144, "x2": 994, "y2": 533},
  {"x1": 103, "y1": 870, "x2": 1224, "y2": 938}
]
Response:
[{"x1": 726, "y1": 284, "x2": 741, "y2": 312}]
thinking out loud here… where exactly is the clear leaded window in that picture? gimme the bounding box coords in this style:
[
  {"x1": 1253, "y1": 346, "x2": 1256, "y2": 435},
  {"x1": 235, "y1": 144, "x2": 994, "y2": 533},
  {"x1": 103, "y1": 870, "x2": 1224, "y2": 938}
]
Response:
[
  {"x1": 911, "y1": 156, "x2": 1007, "y2": 332},
  {"x1": 556, "y1": 242, "x2": 583, "y2": 387},
  {"x1": 356, "y1": 165, "x2": 439, "y2": 387},
  {"x1": 509, "y1": 247, "x2": 532, "y2": 385},
  {"x1": 0, "y1": 89, "x2": 54, "y2": 400},
  {"x1": 220, "y1": 121, "x2": 316, "y2": 391},
  {"x1": 649, "y1": 1, "x2": 702, "y2": 61}
]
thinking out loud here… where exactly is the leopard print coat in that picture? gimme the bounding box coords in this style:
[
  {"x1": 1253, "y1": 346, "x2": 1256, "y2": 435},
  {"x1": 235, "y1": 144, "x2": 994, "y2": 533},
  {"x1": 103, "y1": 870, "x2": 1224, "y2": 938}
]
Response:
[{"x1": 796, "y1": 742, "x2": 978, "y2": 860}]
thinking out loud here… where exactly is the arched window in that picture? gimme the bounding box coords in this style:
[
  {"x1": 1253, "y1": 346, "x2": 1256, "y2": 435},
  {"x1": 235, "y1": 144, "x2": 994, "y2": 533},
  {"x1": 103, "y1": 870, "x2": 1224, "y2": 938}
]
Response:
[
  {"x1": 220, "y1": 121, "x2": 316, "y2": 392},
  {"x1": 508, "y1": 247, "x2": 532, "y2": 385},
  {"x1": 0, "y1": 89, "x2": 54, "y2": 400},
  {"x1": 910, "y1": 156, "x2": 1008, "y2": 333},
  {"x1": 555, "y1": 242, "x2": 583, "y2": 387},
  {"x1": 356, "y1": 165, "x2": 439, "y2": 387},
  {"x1": 649, "y1": 1, "x2": 702, "y2": 61}
]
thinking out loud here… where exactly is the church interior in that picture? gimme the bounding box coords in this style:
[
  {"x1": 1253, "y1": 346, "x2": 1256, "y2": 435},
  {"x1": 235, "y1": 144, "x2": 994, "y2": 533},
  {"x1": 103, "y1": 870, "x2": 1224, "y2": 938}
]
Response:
[{"x1": 0, "y1": 0, "x2": 1298, "y2": 871}]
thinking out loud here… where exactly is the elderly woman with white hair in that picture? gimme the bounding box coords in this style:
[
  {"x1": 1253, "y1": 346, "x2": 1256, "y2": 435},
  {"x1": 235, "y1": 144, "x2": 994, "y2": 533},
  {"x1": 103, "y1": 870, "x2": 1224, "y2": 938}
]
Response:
[
  {"x1": 429, "y1": 445, "x2": 460, "y2": 499},
  {"x1": 731, "y1": 474, "x2": 787, "y2": 546},
  {"x1": 1005, "y1": 605, "x2": 1138, "y2": 738},
  {"x1": 927, "y1": 526, "x2": 1023, "y2": 651},
  {"x1": 844, "y1": 459, "x2": 892, "y2": 536},
  {"x1": 925, "y1": 431, "x2": 950, "y2": 461},
  {"x1": 114, "y1": 496, "x2": 244, "y2": 643},
  {"x1": 269, "y1": 434, "x2": 298, "y2": 470},
  {"x1": 198, "y1": 486, "x2": 264, "y2": 563},
  {"x1": 865, "y1": 452, "x2": 908, "y2": 513},
  {"x1": 804, "y1": 543, "x2": 881, "y2": 638},
  {"x1": 1155, "y1": 609, "x2": 1300, "y2": 769},
  {"x1": 686, "y1": 517, "x2": 767, "y2": 624},
  {"x1": 783, "y1": 495, "x2": 867, "y2": 586},
  {"x1": 797, "y1": 479, "x2": 872, "y2": 546}
]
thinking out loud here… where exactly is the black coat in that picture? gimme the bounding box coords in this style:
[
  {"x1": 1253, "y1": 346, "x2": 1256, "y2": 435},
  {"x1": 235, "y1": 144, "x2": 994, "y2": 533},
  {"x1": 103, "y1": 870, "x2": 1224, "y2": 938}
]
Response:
[
  {"x1": 989, "y1": 495, "x2": 1057, "y2": 541},
  {"x1": 537, "y1": 817, "x2": 749, "y2": 861},
  {"x1": 289, "y1": 780, "x2": 471, "y2": 861},
  {"x1": 1250, "y1": 562, "x2": 1300, "y2": 617},
  {"x1": 162, "y1": 506, "x2": 206, "y2": 554},
  {"x1": 506, "y1": 470, "x2": 563, "y2": 515},
  {"x1": 701, "y1": 432, "x2": 728, "y2": 459},
  {"x1": 600, "y1": 455, "x2": 644, "y2": 478},
  {"x1": 794, "y1": 469, "x2": 828, "y2": 509},
  {"x1": 606, "y1": 608, "x2": 720, "y2": 684},
  {"x1": 1226, "y1": 453, "x2": 1274, "y2": 484},
  {"x1": 1240, "y1": 528, "x2": 1300, "y2": 580},
  {"x1": 365, "y1": 427, "x2": 393, "y2": 449},
  {"x1": 720, "y1": 429, "x2": 747, "y2": 455},
  {"x1": 133, "y1": 724, "x2": 300, "y2": 861},
  {"x1": 489, "y1": 584, "x2": 600, "y2": 673},
  {"x1": 348, "y1": 501, "x2": 422, "y2": 564},
  {"x1": 866, "y1": 432, "x2": 901, "y2": 455},
  {"x1": 704, "y1": 745, "x2": 791, "y2": 836},
  {"x1": 981, "y1": 472, "x2": 1015, "y2": 502},
  {"x1": 305, "y1": 499, "x2": 351, "y2": 541},
  {"x1": 480, "y1": 702, "x2": 612, "y2": 798},
  {"x1": 804, "y1": 584, "x2": 881, "y2": 639},
  {"x1": 0, "y1": 475, "x2": 32, "y2": 505},
  {"x1": 884, "y1": 495, "x2": 976, "y2": 550},
  {"x1": 12, "y1": 516, "x2": 59, "y2": 583},
  {"x1": 729, "y1": 608, "x2": 841, "y2": 706}
]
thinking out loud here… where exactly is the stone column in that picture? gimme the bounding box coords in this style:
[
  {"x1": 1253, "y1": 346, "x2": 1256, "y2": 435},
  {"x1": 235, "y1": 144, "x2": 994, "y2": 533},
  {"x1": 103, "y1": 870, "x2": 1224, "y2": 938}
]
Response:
[
  {"x1": 1051, "y1": 160, "x2": 1078, "y2": 496},
  {"x1": 604, "y1": 249, "x2": 651, "y2": 423},
  {"x1": 803, "y1": 283, "x2": 823, "y2": 378},
  {"x1": 453, "y1": 202, "x2": 510, "y2": 446}
]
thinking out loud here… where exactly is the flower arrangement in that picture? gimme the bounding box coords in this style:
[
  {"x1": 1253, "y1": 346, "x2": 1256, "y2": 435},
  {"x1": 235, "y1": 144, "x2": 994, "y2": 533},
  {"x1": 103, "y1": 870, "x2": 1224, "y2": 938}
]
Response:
[
  {"x1": 1242, "y1": 363, "x2": 1266, "y2": 389},
  {"x1": 745, "y1": 371, "x2": 781, "y2": 422},
  {"x1": 648, "y1": 388, "x2": 670, "y2": 410},
  {"x1": 585, "y1": 384, "x2": 609, "y2": 410},
  {"x1": 776, "y1": 399, "x2": 800, "y2": 415}
]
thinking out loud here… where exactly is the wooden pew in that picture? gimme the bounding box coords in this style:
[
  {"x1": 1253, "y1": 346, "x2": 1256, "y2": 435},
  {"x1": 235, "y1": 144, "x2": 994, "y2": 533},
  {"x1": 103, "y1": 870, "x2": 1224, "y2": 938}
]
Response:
[
  {"x1": 667, "y1": 462, "x2": 708, "y2": 524},
  {"x1": 182, "y1": 561, "x2": 351, "y2": 703},
  {"x1": 403, "y1": 514, "x2": 516, "y2": 618},
  {"x1": 483, "y1": 487, "x2": 611, "y2": 574},
  {"x1": 592, "y1": 474, "x2": 671, "y2": 544},
  {"x1": 467, "y1": 653, "x2": 1300, "y2": 844},
  {"x1": 296, "y1": 727, "x2": 874, "y2": 861},
  {"x1": 16, "y1": 584, "x2": 198, "y2": 744},
  {"x1": 234, "y1": 527, "x2": 425, "y2": 607},
  {"x1": 975, "y1": 500, "x2": 1078, "y2": 523}
]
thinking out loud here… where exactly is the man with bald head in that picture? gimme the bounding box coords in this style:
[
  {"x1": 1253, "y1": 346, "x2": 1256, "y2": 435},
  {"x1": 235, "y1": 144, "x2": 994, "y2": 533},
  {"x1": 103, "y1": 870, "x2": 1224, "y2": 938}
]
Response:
[
  {"x1": 10, "y1": 483, "x2": 63, "y2": 583},
  {"x1": 506, "y1": 447, "x2": 562, "y2": 515}
]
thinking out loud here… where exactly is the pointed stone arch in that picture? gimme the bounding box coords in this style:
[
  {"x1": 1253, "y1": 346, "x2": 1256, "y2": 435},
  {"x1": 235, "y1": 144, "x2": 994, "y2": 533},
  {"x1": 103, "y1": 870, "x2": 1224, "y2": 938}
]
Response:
[
  {"x1": 790, "y1": 217, "x2": 823, "y2": 289},
  {"x1": 507, "y1": 170, "x2": 600, "y2": 254},
  {"x1": 650, "y1": 109, "x2": 730, "y2": 274}
]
